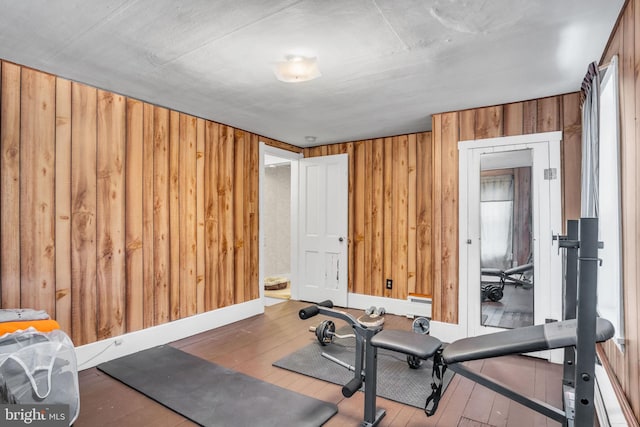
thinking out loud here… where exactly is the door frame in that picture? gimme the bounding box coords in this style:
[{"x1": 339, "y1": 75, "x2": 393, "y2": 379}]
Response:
[
  {"x1": 458, "y1": 131, "x2": 563, "y2": 361},
  {"x1": 296, "y1": 153, "x2": 349, "y2": 306},
  {"x1": 258, "y1": 142, "x2": 302, "y2": 304}
]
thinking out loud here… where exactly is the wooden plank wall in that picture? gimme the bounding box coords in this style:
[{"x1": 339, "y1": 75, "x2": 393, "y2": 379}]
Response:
[
  {"x1": 303, "y1": 133, "x2": 433, "y2": 300},
  {"x1": 599, "y1": 0, "x2": 640, "y2": 421},
  {"x1": 305, "y1": 94, "x2": 581, "y2": 325},
  {"x1": 430, "y1": 93, "x2": 582, "y2": 323},
  {"x1": 0, "y1": 59, "x2": 299, "y2": 346}
]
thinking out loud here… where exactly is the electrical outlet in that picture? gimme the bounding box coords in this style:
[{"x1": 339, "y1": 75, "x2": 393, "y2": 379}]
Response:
[{"x1": 386, "y1": 279, "x2": 393, "y2": 289}]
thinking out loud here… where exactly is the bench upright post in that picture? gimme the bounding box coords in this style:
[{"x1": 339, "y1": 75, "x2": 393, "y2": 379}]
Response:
[
  {"x1": 563, "y1": 219, "x2": 579, "y2": 388},
  {"x1": 574, "y1": 218, "x2": 599, "y2": 426}
]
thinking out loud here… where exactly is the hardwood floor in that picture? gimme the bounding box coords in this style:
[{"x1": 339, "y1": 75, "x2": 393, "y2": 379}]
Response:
[{"x1": 75, "y1": 300, "x2": 562, "y2": 427}]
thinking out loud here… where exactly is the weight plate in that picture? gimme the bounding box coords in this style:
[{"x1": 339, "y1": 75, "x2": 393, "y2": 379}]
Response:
[
  {"x1": 315, "y1": 320, "x2": 335, "y2": 346},
  {"x1": 407, "y1": 355, "x2": 423, "y2": 369},
  {"x1": 412, "y1": 317, "x2": 430, "y2": 335}
]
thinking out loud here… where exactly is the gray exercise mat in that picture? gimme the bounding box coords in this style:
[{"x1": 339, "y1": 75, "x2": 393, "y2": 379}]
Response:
[
  {"x1": 273, "y1": 329, "x2": 454, "y2": 409},
  {"x1": 97, "y1": 345, "x2": 337, "y2": 427}
]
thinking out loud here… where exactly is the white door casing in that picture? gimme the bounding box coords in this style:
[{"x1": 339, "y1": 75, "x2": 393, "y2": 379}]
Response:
[
  {"x1": 459, "y1": 132, "x2": 562, "y2": 361},
  {"x1": 297, "y1": 154, "x2": 349, "y2": 307}
]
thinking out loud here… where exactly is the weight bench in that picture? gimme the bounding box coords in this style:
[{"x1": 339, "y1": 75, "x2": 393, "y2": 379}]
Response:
[
  {"x1": 481, "y1": 262, "x2": 533, "y2": 301},
  {"x1": 482, "y1": 263, "x2": 533, "y2": 287},
  {"x1": 298, "y1": 218, "x2": 612, "y2": 427},
  {"x1": 370, "y1": 317, "x2": 614, "y2": 422},
  {"x1": 371, "y1": 218, "x2": 614, "y2": 427}
]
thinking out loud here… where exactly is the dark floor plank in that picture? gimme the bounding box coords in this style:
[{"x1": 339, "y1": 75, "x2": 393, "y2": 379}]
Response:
[
  {"x1": 459, "y1": 416, "x2": 495, "y2": 426},
  {"x1": 76, "y1": 369, "x2": 196, "y2": 427},
  {"x1": 437, "y1": 360, "x2": 483, "y2": 426},
  {"x1": 482, "y1": 356, "x2": 513, "y2": 426},
  {"x1": 462, "y1": 360, "x2": 498, "y2": 424}
]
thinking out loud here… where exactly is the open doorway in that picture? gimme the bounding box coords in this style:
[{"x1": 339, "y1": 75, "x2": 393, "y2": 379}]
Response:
[
  {"x1": 259, "y1": 143, "x2": 302, "y2": 306},
  {"x1": 263, "y1": 155, "x2": 292, "y2": 302}
]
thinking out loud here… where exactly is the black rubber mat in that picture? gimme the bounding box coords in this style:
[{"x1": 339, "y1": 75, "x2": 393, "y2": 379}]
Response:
[
  {"x1": 273, "y1": 328, "x2": 454, "y2": 409},
  {"x1": 97, "y1": 345, "x2": 337, "y2": 427}
]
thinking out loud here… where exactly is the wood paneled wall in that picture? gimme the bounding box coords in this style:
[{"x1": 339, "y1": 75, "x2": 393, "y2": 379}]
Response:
[
  {"x1": 305, "y1": 94, "x2": 581, "y2": 325},
  {"x1": 431, "y1": 93, "x2": 582, "y2": 323},
  {"x1": 0, "y1": 60, "x2": 297, "y2": 346},
  {"x1": 303, "y1": 133, "x2": 433, "y2": 300},
  {"x1": 599, "y1": 0, "x2": 640, "y2": 421},
  {"x1": 304, "y1": 93, "x2": 581, "y2": 323}
]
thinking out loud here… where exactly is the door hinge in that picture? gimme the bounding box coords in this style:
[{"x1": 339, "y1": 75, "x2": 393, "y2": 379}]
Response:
[{"x1": 544, "y1": 168, "x2": 557, "y2": 180}]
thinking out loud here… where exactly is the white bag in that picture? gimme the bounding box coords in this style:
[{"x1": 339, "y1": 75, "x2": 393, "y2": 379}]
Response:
[{"x1": 0, "y1": 328, "x2": 79, "y2": 425}]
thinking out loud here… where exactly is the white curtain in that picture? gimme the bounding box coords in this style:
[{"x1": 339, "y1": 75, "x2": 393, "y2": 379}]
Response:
[
  {"x1": 480, "y1": 175, "x2": 514, "y2": 270},
  {"x1": 581, "y1": 62, "x2": 600, "y2": 217}
]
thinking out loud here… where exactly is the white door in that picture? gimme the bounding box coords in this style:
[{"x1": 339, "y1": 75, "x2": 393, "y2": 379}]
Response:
[
  {"x1": 459, "y1": 132, "x2": 562, "y2": 360},
  {"x1": 297, "y1": 154, "x2": 349, "y2": 307}
]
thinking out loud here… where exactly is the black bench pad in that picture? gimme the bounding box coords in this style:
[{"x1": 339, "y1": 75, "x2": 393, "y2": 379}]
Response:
[
  {"x1": 370, "y1": 330, "x2": 442, "y2": 359},
  {"x1": 442, "y1": 318, "x2": 614, "y2": 364}
]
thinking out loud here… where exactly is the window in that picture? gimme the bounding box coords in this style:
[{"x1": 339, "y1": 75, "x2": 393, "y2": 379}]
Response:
[
  {"x1": 480, "y1": 174, "x2": 514, "y2": 270},
  {"x1": 597, "y1": 55, "x2": 624, "y2": 349}
]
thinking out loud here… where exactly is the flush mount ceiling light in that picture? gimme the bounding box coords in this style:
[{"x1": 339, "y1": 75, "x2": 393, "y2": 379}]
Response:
[{"x1": 274, "y1": 55, "x2": 321, "y2": 83}]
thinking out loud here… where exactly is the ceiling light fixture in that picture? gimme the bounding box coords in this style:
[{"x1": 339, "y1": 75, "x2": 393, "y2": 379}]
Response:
[
  {"x1": 274, "y1": 55, "x2": 321, "y2": 83},
  {"x1": 305, "y1": 136, "x2": 317, "y2": 144}
]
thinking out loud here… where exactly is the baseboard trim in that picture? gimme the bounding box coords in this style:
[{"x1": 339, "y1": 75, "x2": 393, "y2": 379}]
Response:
[
  {"x1": 595, "y1": 364, "x2": 629, "y2": 427},
  {"x1": 429, "y1": 320, "x2": 469, "y2": 343},
  {"x1": 76, "y1": 299, "x2": 264, "y2": 370},
  {"x1": 595, "y1": 344, "x2": 638, "y2": 427}
]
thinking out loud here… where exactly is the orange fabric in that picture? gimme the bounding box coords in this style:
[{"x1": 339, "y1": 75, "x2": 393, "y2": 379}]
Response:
[{"x1": 0, "y1": 319, "x2": 60, "y2": 335}]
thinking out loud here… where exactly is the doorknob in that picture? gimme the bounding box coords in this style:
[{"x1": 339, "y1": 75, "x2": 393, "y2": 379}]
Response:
[{"x1": 338, "y1": 237, "x2": 344, "y2": 242}]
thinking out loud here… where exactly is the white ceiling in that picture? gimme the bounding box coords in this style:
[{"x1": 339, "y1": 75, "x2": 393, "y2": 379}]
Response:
[{"x1": 0, "y1": 1, "x2": 623, "y2": 147}]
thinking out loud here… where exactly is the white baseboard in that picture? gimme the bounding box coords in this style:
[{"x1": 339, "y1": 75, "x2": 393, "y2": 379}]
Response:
[
  {"x1": 76, "y1": 299, "x2": 264, "y2": 370},
  {"x1": 347, "y1": 293, "x2": 431, "y2": 318},
  {"x1": 264, "y1": 296, "x2": 288, "y2": 306},
  {"x1": 429, "y1": 320, "x2": 468, "y2": 343},
  {"x1": 595, "y1": 364, "x2": 629, "y2": 427}
]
